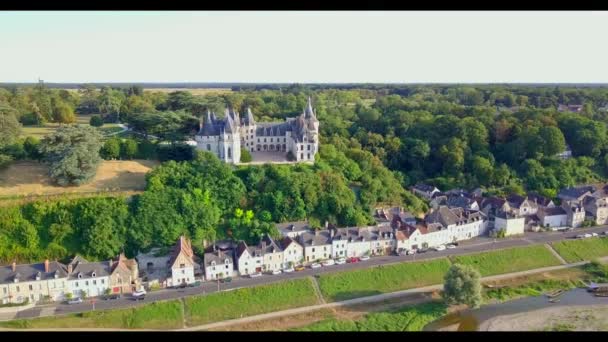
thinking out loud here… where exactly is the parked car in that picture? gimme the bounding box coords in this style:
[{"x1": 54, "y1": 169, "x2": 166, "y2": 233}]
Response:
[
  {"x1": 272, "y1": 269, "x2": 282, "y2": 275},
  {"x1": 310, "y1": 263, "x2": 322, "y2": 269},
  {"x1": 584, "y1": 233, "x2": 593, "y2": 238},
  {"x1": 103, "y1": 293, "x2": 121, "y2": 301},
  {"x1": 576, "y1": 234, "x2": 586, "y2": 239},
  {"x1": 322, "y1": 259, "x2": 335, "y2": 266},
  {"x1": 417, "y1": 248, "x2": 429, "y2": 254},
  {"x1": 407, "y1": 249, "x2": 417, "y2": 255},
  {"x1": 360, "y1": 256, "x2": 370, "y2": 261},
  {"x1": 176, "y1": 282, "x2": 187, "y2": 289},
  {"x1": 433, "y1": 245, "x2": 447, "y2": 251},
  {"x1": 284, "y1": 267, "x2": 295, "y2": 273},
  {"x1": 295, "y1": 265, "x2": 306, "y2": 272},
  {"x1": 132, "y1": 289, "x2": 146, "y2": 297},
  {"x1": 249, "y1": 272, "x2": 263, "y2": 278},
  {"x1": 335, "y1": 257, "x2": 347, "y2": 265},
  {"x1": 133, "y1": 295, "x2": 145, "y2": 301},
  {"x1": 67, "y1": 297, "x2": 83, "y2": 305},
  {"x1": 602, "y1": 231, "x2": 608, "y2": 236},
  {"x1": 188, "y1": 281, "x2": 201, "y2": 287},
  {"x1": 220, "y1": 277, "x2": 232, "y2": 283},
  {"x1": 592, "y1": 233, "x2": 599, "y2": 237},
  {"x1": 347, "y1": 257, "x2": 361, "y2": 263},
  {"x1": 446, "y1": 244, "x2": 457, "y2": 249}
]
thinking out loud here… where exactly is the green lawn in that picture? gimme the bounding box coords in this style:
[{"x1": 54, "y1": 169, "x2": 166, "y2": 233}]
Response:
[
  {"x1": 317, "y1": 258, "x2": 452, "y2": 302},
  {"x1": 551, "y1": 237, "x2": 608, "y2": 263},
  {"x1": 0, "y1": 300, "x2": 183, "y2": 329},
  {"x1": 183, "y1": 278, "x2": 319, "y2": 326},
  {"x1": 293, "y1": 302, "x2": 447, "y2": 331},
  {"x1": 451, "y1": 245, "x2": 562, "y2": 277},
  {"x1": 20, "y1": 115, "x2": 121, "y2": 139}
]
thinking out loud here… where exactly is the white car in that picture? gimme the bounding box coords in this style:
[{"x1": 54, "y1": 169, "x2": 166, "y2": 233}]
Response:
[
  {"x1": 584, "y1": 233, "x2": 593, "y2": 238},
  {"x1": 406, "y1": 250, "x2": 416, "y2": 255},
  {"x1": 271, "y1": 269, "x2": 282, "y2": 275},
  {"x1": 602, "y1": 231, "x2": 608, "y2": 236},
  {"x1": 310, "y1": 263, "x2": 322, "y2": 269},
  {"x1": 360, "y1": 256, "x2": 370, "y2": 261},
  {"x1": 434, "y1": 245, "x2": 446, "y2": 251},
  {"x1": 576, "y1": 234, "x2": 586, "y2": 239},
  {"x1": 322, "y1": 259, "x2": 335, "y2": 266},
  {"x1": 132, "y1": 289, "x2": 146, "y2": 297},
  {"x1": 592, "y1": 233, "x2": 599, "y2": 237},
  {"x1": 335, "y1": 258, "x2": 347, "y2": 265},
  {"x1": 67, "y1": 297, "x2": 83, "y2": 305},
  {"x1": 446, "y1": 244, "x2": 457, "y2": 249},
  {"x1": 283, "y1": 267, "x2": 295, "y2": 273},
  {"x1": 249, "y1": 272, "x2": 263, "y2": 278}
]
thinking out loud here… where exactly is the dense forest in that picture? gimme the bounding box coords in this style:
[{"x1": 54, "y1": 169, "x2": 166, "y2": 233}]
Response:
[{"x1": 2, "y1": 83, "x2": 608, "y2": 263}]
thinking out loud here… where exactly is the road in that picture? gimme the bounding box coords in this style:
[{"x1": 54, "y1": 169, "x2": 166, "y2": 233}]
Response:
[{"x1": 4, "y1": 225, "x2": 608, "y2": 322}]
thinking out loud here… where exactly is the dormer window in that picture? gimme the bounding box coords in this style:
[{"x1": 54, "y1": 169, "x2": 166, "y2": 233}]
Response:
[
  {"x1": 211, "y1": 261, "x2": 216, "y2": 266},
  {"x1": 91, "y1": 272, "x2": 96, "y2": 278},
  {"x1": 78, "y1": 273, "x2": 82, "y2": 279},
  {"x1": 225, "y1": 259, "x2": 230, "y2": 264}
]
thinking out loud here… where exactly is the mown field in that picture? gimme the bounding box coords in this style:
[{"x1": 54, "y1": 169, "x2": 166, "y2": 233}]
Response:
[
  {"x1": 450, "y1": 245, "x2": 562, "y2": 277},
  {"x1": 293, "y1": 302, "x2": 447, "y2": 331},
  {"x1": 20, "y1": 114, "x2": 121, "y2": 139},
  {"x1": 551, "y1": 237, "x2": 608, "y2": 263},
  {"x1": 0, "y1": 159, "x2": 158, "y2": 199},
  {"x1": 0, "y1": 301, "x2": 183, "y2": 330},
  {"x1": 317, "y1": 258, "x2": 452, "y2": 302},
  {"x1": 184, "y1": 278, "x2": 319, "y2": 326}
]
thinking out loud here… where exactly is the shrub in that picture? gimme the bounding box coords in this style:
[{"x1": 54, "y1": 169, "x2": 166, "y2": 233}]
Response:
[
  {"x1": 90, "y1": 115, "x2": 104, "y2": 127},
  {"x1": 240, "y1": 148, "x2": 252, "y2": 163}
]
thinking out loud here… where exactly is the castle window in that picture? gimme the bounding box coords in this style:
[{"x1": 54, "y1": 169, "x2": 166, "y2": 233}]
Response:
[
  {"x1": 228, "y1": 148, "x2": 232, "y2": 158},
  {"x1": 207, "y1": 144, "x2": 211, "y2": 151},
  {"x1": 270, "y1": 138, "x2": 273, "y2": 142},
  {"x1": 307, "y1": 145, "x2": 311, "y2": 151},
  {"x1": 301, "y1": 153, "x2": 304, "y2": 159},
  {"x1": 264, "y1": 138, "x2": 266, "y2": 143},
  {"x1": 284, "y1": 138, "x2": 286, "y2": 142},
  {"x1": 300, "y1": 145, "x2": 304, "y2": 151},
  {"x1": 308, "y1": 153, "x2": 311, "y2": 159}
]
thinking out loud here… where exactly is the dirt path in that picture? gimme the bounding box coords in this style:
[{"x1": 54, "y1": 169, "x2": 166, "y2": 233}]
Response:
[
  {"x1": 309, "y1": 277, "x2": 326, "y2": 304},
  {"x1": 544, "y1": 243, "x2": 568, "y2": 265}
]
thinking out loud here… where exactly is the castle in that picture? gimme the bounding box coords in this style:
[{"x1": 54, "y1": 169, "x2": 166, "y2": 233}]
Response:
[{"x1": 195, "y1": 97, "x2": 320, "y2": 164}]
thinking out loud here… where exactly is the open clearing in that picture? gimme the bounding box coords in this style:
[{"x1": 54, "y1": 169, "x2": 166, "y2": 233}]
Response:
[
  {"x1": 450, "y1": 245, "x2": 562, "y2": 276},
  {"x1": 0, "y1": 159, "x2": 157, "y2": 199},
  {"x1": 551, "y1": 237, "x2": 608, "y2": 263},
  {"x1": 20, "y1": 114, "x2": 121, "y2": 139}
]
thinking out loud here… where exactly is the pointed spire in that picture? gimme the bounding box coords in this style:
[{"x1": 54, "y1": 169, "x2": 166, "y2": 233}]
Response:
[
  {"x1": 246, "y1": 107, "x2": 255, "y2": 125},
  {"x1": 305, "y1": 96, "x2": 314, "y2": 118}
]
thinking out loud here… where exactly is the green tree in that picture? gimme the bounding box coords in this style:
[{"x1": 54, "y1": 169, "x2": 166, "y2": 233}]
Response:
[
  {"x1": 443, "y1": 264, "x2": 482, "y2": 308},
  {"x1": 539, "y1": 126, "x2": 566, "y2": 156},
  {"x1": 0, "y1": 105, "x2": 21, "y2": 149},
  {"x1": 39, "y1": 125, "x2": 103, "y2": 186},
  {"x1": 89, "y1": 115, "x2": 104, "y2": 127},
  {"x1": 100, "y1": 137, "x2": 121, "y2": 160},
  {"x1": 23, "y1": 136, "x2": 43, "y2": 161},
  {"x1": 120, "y1": 139, "x2": 138, "y2": 160},
  {"x1": 240, "y1": 148, "x2": 252, "y2": 163}
]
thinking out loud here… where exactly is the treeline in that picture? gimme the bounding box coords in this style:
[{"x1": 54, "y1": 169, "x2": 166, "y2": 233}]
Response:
[{"x1": 0, "y1": 146, "x2": 421, "y2": 264}]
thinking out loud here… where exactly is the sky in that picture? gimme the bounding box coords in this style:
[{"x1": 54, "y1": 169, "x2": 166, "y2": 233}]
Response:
[{"x1": 1, "y1": 11, "x2": 608, "y2": 83}]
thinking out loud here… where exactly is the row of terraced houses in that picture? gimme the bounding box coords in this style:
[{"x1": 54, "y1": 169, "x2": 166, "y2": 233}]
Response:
[{"x1": 3, "y1": 184, "x2": 607, "y2": 304}]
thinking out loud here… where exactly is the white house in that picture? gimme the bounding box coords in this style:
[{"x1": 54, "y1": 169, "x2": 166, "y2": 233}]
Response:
[
  {"x1": 537, "y1": 207, "x2": 568, "y2": 229},
  {"x1": 277, "y1": 221, "x2": 311, "y2": 239},
  {"x1": 166, "y1": 236, "x2": 197, "y2": 287},
  {"x1": 494, "y1": 212, "x2": 525, "y2": 236},
  {"x1": 412, "y1": 184, "x2": 441, "y2": 200},
  {"x1": 204, "y1": 248, "x2": 234, "y2": 280},
  {"x1": 0, "y1": 260, "x2": 69, "y2": 304},
  {"x1": 235, "y1": 241, "x2": 264, "y2": 275},
  {"x1": 260, "y1": 235, "x2": 284, "y2": 272},
  {"x1": 298, "y1": 230, "x2": 333, "y2": 263},
  {"x1": 66, "y1": 256, "x2": 111, "y2": 298},
  {"x1": 280, "y1": 237, "x2": 304, "y2": 268}
]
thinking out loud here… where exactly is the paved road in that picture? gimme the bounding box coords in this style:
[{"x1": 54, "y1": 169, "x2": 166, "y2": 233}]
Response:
[{"x1": 4, "y1": 225, "x2": 608, "y2": 321}]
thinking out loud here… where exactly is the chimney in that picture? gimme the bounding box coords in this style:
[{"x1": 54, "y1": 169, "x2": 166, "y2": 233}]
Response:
[
  {"x1": 261, "y1": 240, "x2": 267, "y2": 249},
  {"x1": 11, "y1": 261, "x2": 16, "y2": 272},
  {"x1": 44, "y1": 259, "x2": 50, "y2": 273},
  {"x1": 330, "y1": 229, "x2": 335, "y2": 238},
  {"x1": 315, "y1": 230, "x2": 319, "y2": 236},
  {"x1": 67, "y1": 264, "x2": 73, "y2": 274},
  {"x1": 324, "y1": 221, "x2": 329, "y2": 229}
]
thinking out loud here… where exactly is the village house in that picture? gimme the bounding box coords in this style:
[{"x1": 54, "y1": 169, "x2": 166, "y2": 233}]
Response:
[
  {"x1": 277, "y1": 221, "x2": 311, "y2": 239},
  {"x1": 298, "y1": 229, "x2": 333, "y2": 263},
  {"x1": 493, "y1": 211, "x2": 525, "y2": 236},
  {"x1": 0, "y1": 260, "x2": 69, "y2": 304},
  {"x1": 236, "y1": 241, "x2": 263, "y2": 275},
  {"x1": 374, "y1": 207, "x2": 416, "y2": 227},
  {"x1": 344, "y1": 228, "x2": 373, "y2": 258},
  {"x1": 65, "y1": 256, "x2": 112, "y2": 298},
  {"x1": 558, "y1": 185, "x2": 595, "y2": 202},
  {"x1": 109, "y1": 253, "x2": 140, "y2": 294},
  {"x1": 411, "y1": 183, "x2": 441, "y2": 200},
  {"x1": 584, "y1": 195, "x2": 608, "y2": 225},
  {"x1": 280, "y1": 236, "x2": 304, "y2": 268},
  {"x1": 506, "y1": 194, "x2": 539, "y2": 217},
  {"x1": 136, "y1": 248, "x2": 170, "y2": 288},
  {"x1": 166, "y1": 236, "x2": 198, "y2": 287},
  {"x1": 537, "y1": 206, "x2": 568, "y2": 229},
  {"x1": 561, "y1": 200, "x2": 586, "y2": 228},
  {"x1": 425, "y1": 206, "x2": 488, "y2": 243},
  {"x1": 204, "y1": 247, "x2": 234, "y2": 280},
  {"x1": 557, "y1": 104, "x2": 584, "y2": 113}
]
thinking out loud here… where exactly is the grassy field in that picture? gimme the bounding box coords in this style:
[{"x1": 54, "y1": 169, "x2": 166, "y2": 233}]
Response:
[
  {"x1": 551, "y1": 237, "x2": 608, "y2": 263},
  {"x1": 0, "y1": 301, "x2": 183, "y2": 330},
  {"x1": 293, "y1": 302, "x2": 447, "y2": 331},
  {"x1": 21, "y1": 114, "x2": 122, "y2": 139},
  {"x1": 0, "y1": 159, "x2": 157, "y2": 199},
  {"x1": 450, "y1": 245, "x2": 562, "y2": 277},
  {"x1": 317, "y1": 258, "x2": 452, "y2": 302},
  {"x1": 184, "y1": 278, "x2": 319, "y2": 326}
]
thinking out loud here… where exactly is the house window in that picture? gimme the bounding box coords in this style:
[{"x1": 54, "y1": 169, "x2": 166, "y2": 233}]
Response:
[
  {"x1": 300, "y1": 145, "x2": 304, "y2": 151},
  {"x1": 2, "y1": 288, "x2": 6, "y2": 294},
  {"x1": 226, "y1": 265, "x2": 229, "y2": 269},
  {"x1": 101, "y1": 279, "x2": 104, "y2": 284},
  {"x1": 75, "y1": 282, "x2": 79, "y2": 288},
  {"x1": 16, "y1": 286, "x2": 20, "y2": 292},
  {"x1": 284, "y1": 138, "x2": 286, "y2": 142},
  {"x1": 228, "y1": 147, "x2": 232, "y2": 158},
  {"x1": 182, "y1": 270, "x2": 185, "y2": 274},
  {"x1": 307, "y1": 145, "x2": 311, "y2": 151},
  {"x1": 308, "y1": 153, "x2": 311, "y2": 159},
  {"x1": 212, "y1": 266, "x2": 216, "y2": 271},
  {"x1": 271, "y1": 138, "x2": 273, "y2": 142},
  {"x1": 29, "y1": 285, "x2": 33, "y2": 291},
  {"x1": 312, "y1": 248, "x2": 315, "y2": 252},
  {"x1": 85, "y1": 281, "x2": 89, "y2": 286},
  {"x1": 301, "y1": 153, "x2": 303, "y2": 159},
  {"x1": 257, "y1": 138, "x2": 260, "y2": 142},
  {"x1": 180, "y1": 263, "x2": 186, "y2": 268},
  {"x1": 264, "y1": 138, "x2": 267, "y2": 143},
  {"x1": 93, "y1": 280, "x2": 97, "y2": 285}
]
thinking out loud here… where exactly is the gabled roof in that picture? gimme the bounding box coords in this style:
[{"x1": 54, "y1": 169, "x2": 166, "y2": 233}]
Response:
[
  {"x1": 167, "y1": 236, "x2": 195, "y2": 269},
  {"x1": 68, "y1": 260, "x2": 112, "y2": 280},
  {"x1": 277, "y1": 221, "x2": 311, "y2": 234},
  {"x1": 279, "y1": 236, "x2": 302, "y2": 250},
  {"x1": 0, "y1": 261, "x2": 68, "y2": 284},
  {"x1": 558, "y1": 186, "x2": 595, "y2": 200},
  {"x1": 541, "y1": 206, "x2": 567, "y2": 216},
  {"x1": 413, "y1": 183, "x2": 439, "y2": 193},
  {"x1": 204, "y1": 249, "x2": 233, "y2": 267},
  {"x1": 527, "y1": 192, "x2": 554, "y2": 207},
  {"x1": 298, "y1": 230, "x2": 332, "y2": 247}
]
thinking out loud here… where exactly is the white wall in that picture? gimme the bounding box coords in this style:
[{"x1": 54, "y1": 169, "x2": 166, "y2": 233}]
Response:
[
  {"x1": 67, "y1": 276, "x2": 110, "y2": 298},
  {"x1": 169, "y1": 266, "x2": 195, "y2": 286},
  {"x1": 205, "y1": 260, "x2": 234, "y2": 280},
  {"x1": 304, "y1": 244, "x2": 332, "y2": 263},
  {"x1": 282, "y1": 243, "x2": 303, "y2": 268},
  {"x1": 346, "y1": 241, "x2": 371, "y2": 258},
  {"x1": 494, "y1": 216, "x2": 525, "y2": 236},
  {"x1": 237, "y1": 252, "x2": 264, "y2": 275},
  {"x1": 542, "y1": 214, "x2": 568, "y2": 228}
]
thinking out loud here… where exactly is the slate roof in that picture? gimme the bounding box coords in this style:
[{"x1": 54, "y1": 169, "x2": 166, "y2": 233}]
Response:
[
  {"x1": 527, "y1": 192, "x2": 554, "y2": 207},
  {"x1": 298, "y1": 230, "x2": 332, "y2": 247},
  {"x1": 279, "y1": 236, "x2": 302, "y2": 250},
  {"x1": 204, "y1": 249, "x2": 233, "y2": 267},
  {"x1": 68, "y1": 258, "x2": 112, "y2": 280},
  {"x1": 277, "y1": 221, "x2": 311, "y2": 235},
  {"x1": 413, "y1": 183, "x2": 438, "y2": 193},
  {"x1": 542, "y1": 207, "x2": 567, "y2": 216},
  {"x1": 0, "y1": 261, "x2": 68, "y2": 284},
  {"x1": 558, "y1": 186, "x2": 595, "y2": 200}
]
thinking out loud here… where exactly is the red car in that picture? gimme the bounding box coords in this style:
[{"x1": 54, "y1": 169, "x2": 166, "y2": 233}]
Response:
[{"x1": 347, "y1": 257, "x2": 361, "y2": 263}]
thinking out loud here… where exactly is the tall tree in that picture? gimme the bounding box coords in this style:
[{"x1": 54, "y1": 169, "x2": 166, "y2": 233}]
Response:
[{"x1": 443, "y1": 264, "x2": 482, "y2": 308}]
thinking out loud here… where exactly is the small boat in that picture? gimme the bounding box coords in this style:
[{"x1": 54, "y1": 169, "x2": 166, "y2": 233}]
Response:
[
  {"x1": 594, "y1": 292, "x2": 608, "y2": 297},
  {"x1": 546, "y1": 289, "x2": 565, "y2": 298}
]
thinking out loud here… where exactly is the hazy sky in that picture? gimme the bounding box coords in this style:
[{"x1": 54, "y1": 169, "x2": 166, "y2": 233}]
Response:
[{"x1": 1, "y1": 11, "x2": 608, "y2": 83}]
